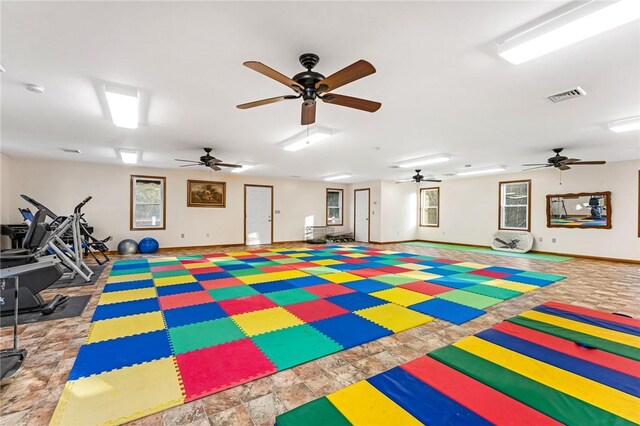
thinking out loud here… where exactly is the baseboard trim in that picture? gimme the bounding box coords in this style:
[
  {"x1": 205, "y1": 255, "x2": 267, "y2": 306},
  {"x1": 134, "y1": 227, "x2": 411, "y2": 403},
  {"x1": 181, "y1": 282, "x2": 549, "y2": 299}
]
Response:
[
  {"x1": 413, "y1": 239, "x2": 640, "y2": 265},
  {"x1": 369, "y1": 240, "x2": 420, "y2": 245}
]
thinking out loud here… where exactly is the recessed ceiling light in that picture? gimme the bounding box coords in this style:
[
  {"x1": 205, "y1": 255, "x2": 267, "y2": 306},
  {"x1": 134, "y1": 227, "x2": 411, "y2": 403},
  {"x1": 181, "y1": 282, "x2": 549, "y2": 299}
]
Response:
[
  {"x1": 397, "y1": 154, "x2": 451, "y2": 168},
  {"x1": 281, "y1": 127, "x2": 334, "y2": 152},
  {"x1": 497, "y1": 0, "x2": 640, "y2": 65},
  {"x1": 25, "y1": 83, "x2": 45, "y2": 94},
  {"x1": 105, "y1": 84, "x2": 139, "y2": 129},
  {"x1": 324, "y1": 173, "x2": 352, "y2": 181},
  {"x1": 119, "y1": 149, "x2": 139, "y2": 164},
  {"x1": 231, "y1": 162, "x2": 257, "y2": 173},
  {"x1": 456, "y1": 166, "x2": 505, "y2": 176},
  {"x1": 608, "y1": 115, "x2": 640, "y2": 133}
]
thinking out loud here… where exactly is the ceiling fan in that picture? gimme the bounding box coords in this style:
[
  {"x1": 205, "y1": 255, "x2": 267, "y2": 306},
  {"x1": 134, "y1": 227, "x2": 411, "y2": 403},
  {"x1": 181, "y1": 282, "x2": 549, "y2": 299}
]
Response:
[
  {"x1": 523, "y1": 148, "x2": 606, "y2": 171},
  {"x1": 175, "y1": 148, "x2": 241, "y2": 171},
  {"x1": 397, "y1": 170, "x2": 442, "y2": 184},
  {"x1": 237, "y1": 53, "x2": 381, "y2": 125}
]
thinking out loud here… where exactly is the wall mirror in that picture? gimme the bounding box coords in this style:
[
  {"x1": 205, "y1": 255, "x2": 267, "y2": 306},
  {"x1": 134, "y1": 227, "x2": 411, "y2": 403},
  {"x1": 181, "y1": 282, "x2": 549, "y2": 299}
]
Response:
[{"x1": 546, "y1": 191, "x2": 611, "y2": 229}]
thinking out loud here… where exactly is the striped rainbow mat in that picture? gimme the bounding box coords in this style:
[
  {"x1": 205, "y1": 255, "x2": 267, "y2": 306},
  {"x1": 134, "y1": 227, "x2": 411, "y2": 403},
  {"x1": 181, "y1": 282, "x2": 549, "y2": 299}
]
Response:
[{"x1": 277, "y1": 301, "x2": 640, "y2": 425}]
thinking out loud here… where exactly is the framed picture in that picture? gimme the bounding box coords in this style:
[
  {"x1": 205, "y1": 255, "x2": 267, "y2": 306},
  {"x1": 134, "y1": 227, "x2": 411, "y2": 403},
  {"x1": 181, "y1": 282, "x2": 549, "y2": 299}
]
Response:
[{"x1": 187, "y1": 180, "x2": 226, "y2": 208}]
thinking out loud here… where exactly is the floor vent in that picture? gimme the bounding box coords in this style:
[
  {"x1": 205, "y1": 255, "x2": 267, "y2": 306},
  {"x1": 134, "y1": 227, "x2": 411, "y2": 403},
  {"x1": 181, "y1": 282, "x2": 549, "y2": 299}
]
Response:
[{"x1": 547, "y1": 86, "x2": 586, "y2": 103}]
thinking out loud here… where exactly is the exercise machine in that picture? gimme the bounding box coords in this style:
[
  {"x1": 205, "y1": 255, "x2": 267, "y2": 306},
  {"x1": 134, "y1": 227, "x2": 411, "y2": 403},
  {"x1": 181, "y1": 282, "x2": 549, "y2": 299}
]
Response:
[{"x1": 0, "y1": 277, "x2": 27, "y2": 384}]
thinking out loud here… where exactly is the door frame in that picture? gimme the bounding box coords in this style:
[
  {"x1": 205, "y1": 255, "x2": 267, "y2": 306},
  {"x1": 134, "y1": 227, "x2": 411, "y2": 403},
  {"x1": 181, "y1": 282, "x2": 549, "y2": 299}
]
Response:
[
  {"x1": 244, "y1": 184, "x2": 274, "y2": 245},
  {"x1": 353, "y1": 188, "x2": 371, "y2": 243}
]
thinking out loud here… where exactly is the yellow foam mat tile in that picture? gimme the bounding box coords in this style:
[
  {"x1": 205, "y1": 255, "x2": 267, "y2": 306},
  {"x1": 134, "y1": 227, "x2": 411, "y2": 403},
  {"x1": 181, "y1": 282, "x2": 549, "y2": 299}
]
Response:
[
  {"x1": 289, "y1": 253, "x2": 313, "y2": 258},
  {"x1": 484, "y1": 279, "x2": 538, "y2": 293},
  {"x1": 399, "y1": 271, "x2": 442, "y2": 281},
  {"x1": 327, "y1": 380, "x2": 422, "y2": 426},
  {"x1": 106, "y1": 273, "x2": 153, "y2": 284},
  {"x1": 239, "y1": 270, "x2": 309, "y2": 285},
  {"x1": 319, "y1": 272, "x2": 364, "y2": 284},
  {"x1": 519, "y1": 311, "x2": 640, "y2": 347},
  {"x1": 311, "y1": 259, "x2": 343, "y2": 266},
  {"x1": 87, "y1": 312, "x2": 165, "y2": 344},
  {"x1": 226, "y1": 251, "x2": 254, "y2": 257},
  {"x1": 396, "y1": 263, "x2": 431, "y2": 271},
  {"x1": 153, "y1": 275, "x2": 197, "y2": 287},
  {"x1": 183, "y1": 262, "x2": 216, "y2": 270},
  {"x1": 206, "y1": 256, "x2": 239, "y2": 262},
  {"x1": 98, "y1": 287, "x2": 157, "y2": 305},
  {"x1": 232, "y1": 307, "x2": 303, "y2": 336},
  {"x1": 454, "y1": 262, "x2": 490, "y2": 269},
  {"x1": 356, "y1": 303, "x2": 433, "y2": 333},
  {"x1": 343, "y1": 253, "x2": 369, "y2": 258},
  {"x1": 147, "y1": 257, "x2": 179, "y2": 263},
  {"x1": 50, "y1": 357, "x2": 184, "y2": 426},
  {"x1": 454, "y1": 336, "x2": 640, "y2": 424},
  {"x1": 370, "y1": 288, "x2": 432, "y2": 307}
]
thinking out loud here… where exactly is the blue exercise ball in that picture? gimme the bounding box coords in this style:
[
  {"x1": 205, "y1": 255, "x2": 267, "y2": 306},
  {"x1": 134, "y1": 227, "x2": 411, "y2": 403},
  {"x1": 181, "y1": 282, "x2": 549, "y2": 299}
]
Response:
[
  {"x1": 138, "y1": 237, "x2": 159, "y2": 254},
  {"x1": 117, "y1": 239, "x2": 138, "y2": 255}
]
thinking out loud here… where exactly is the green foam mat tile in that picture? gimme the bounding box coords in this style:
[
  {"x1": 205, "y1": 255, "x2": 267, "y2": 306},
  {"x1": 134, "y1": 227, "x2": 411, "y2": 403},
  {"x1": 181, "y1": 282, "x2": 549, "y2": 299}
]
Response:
[
  {"x1": 272, "y1": 258, "x2": 307, "y2": 265},
  {"x1": 152, "y1": 269, "x2": 192, "y2": 278},
  {"x1": 462, "y1": 284, "x2": 522, "y2": 300},
  {"x1": 176, "y1": 255, "x2": 205, "y2": 260},
  {"x1": 208, "y1": 285, "x2": 259, "y2": 301},
  {"x1": 439, "y1": 264, "x2": 475, "y2": 273},
  {"x1": 277, "y1": 397, "x2": 350, "y2": 426},
  {"x1": 370, "y1": 274, "x2": 419, "y2": 286},
  {"x1": 211, "y1": 260, "x2": 246, "y2": 266},
  {"x1": 515, "y1": 271, "x2": 566, "y2": 282},
  {"x1": 264, "y1": 288, "x2": 319, "y2": 306},
  {"x1": 168, "y1": 317, "x2": 247, "y2": 354},
  {"x1": 252, "y1": 324, "x2": 343, "y2": 370},
  {"x1": 375, "y1": 259, "x2": 405, "y2": 266},
  {"x1": 110, "y1": 268, "x2": 150, "y2": 276},
  {"x1": 249, "y1": 260, "x2": 280, "y2": 267},
  {"x1": 147, "y1": 260, "x2": 181, "y2": 267},
  {"x1": 436, "y1": 289, "x2": 502, "y2": 309},
  {"x1": 228, "y1": 268, "x2": 264, "y2": 277},
  {"x1": 300, "y1": 266, "x2": 341, "y2": 276},
  {"x1": 449, "y1": 273, "x2": 493, "y2": 283}
]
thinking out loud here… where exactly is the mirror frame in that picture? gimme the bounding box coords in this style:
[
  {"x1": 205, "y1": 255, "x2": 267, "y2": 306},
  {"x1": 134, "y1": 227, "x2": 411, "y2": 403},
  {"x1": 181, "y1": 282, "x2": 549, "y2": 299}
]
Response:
[{"x1": 546, "y1": 191, "x2": 612, "y2": 230}]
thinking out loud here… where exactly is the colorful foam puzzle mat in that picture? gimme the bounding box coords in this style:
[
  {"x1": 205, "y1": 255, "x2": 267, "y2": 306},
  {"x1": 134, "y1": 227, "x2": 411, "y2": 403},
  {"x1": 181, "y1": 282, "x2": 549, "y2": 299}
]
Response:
[
  {"x1": 277, "y1": 301, "x2": 640, "y2": 426},
  {"x1": 51, "y1": 245, "x2": 565, "y2": 425}
]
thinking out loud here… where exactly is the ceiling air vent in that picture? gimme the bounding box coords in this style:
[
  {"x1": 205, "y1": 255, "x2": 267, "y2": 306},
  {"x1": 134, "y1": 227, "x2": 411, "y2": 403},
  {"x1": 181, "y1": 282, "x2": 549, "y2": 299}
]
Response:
[
  {"x1": 547, "y1": 86, "x2": 586, "y2": 103},
  {"x1": 61, "y1": 148, "x2": 81, "y2": 154}
]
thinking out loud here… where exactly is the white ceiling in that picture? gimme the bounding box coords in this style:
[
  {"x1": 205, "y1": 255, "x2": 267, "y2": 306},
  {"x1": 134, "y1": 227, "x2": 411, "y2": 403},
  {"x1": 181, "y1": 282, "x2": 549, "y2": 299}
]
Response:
[{"x1": 1, "y1": 1, "x2": 639, "y2": 183}]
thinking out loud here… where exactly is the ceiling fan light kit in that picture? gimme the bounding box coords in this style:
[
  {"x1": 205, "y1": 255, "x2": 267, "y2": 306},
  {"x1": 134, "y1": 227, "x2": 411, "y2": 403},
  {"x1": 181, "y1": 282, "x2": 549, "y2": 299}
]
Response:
[
  {"x1": 608, "y1": 115, "x2": 640, "y2": 133},
  {"x1": 497, "y1": 0, "x2": 640, "y2": 65},
  {"x1": 175, "y1": 148, "x2": 242, "y2": 171},
  {"x1": 237, "y1": 53, "x2": 381, "y2": 125},
  {"x1": 522, "y1": 148, "x2": 606, "y2": 171}
]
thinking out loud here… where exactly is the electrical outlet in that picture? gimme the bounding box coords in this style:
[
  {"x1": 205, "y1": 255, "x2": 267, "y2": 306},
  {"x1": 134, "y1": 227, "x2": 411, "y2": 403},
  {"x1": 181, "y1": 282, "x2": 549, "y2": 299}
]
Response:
[
  {"x1": 181, "y1": 233, "x2": 185, "y2": 238},
  {"x1": 552, "y1": 238, "x2": 556, "y2": 243},
  {"x1": 539, "y1": 237, "x2": 543, "y2": 242}
]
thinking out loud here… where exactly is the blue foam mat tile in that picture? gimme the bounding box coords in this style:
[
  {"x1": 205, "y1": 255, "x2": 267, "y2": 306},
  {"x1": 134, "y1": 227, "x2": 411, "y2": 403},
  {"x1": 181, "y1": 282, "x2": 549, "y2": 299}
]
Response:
[
  {"x1": 251, "y1": 280, "x2": 296, "y2": 294},
  {"x1": 326, "y1": 292, "x2": 387, "y2": 311},
  {"x1": 217, "y1": 263, "x2": 254, "y2": 271},
  {"x1": 341, "y1": 279, "x2": 394, "y2": 294},
  {"x1": 103, "y1": 279, "x2": 155, "y2": 293},
  {"x1": 163, "y1": 302, "x2": 227, "y2": 328},
  {"x1": 429, "y1": 277, "x2": 476, "y2": 289},
  {"x1": 68, "y1": 330, "x2": 172, "y2": 380},
  {"x1": 310, "y1": 313, "x2": 392, "y2": 348},
  {"x1": 409, "y1": 298, "x2": 485, "y2": 325},
  {"x1": 92, "y1": 298, "x2": 161, "y2": 321},
  {"x1": 483, "y1": 266, "x2": 525, "y2": 275},
  {"x1": 156, "y1": 282, "x2": 204, "y2": 297},
  {"x1": 507, "y1": 274, "x2": 556, "y2": 286},
  {"x1": 422, "y1": 267, "x2": 460, "y2": 277},
  {"x1": 328, "y1": 263, "x2": 366, "y2": 271},
  {"x1": 285, "y1": 275, "x2": 331, "y2": 288},
  {"x1": 111, "y1": 261, "x2": 149, "y2": 271},
  {"x1": 192, "y1": 271, "x2": 233, "y2": 281}
]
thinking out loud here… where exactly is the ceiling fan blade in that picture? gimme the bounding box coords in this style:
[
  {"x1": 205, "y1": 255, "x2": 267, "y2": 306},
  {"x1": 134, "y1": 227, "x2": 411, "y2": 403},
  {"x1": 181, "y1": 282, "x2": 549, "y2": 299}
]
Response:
[
  {"x1": 175, "y1": 159, "x2": 202, "y2": 163},
  {"x1": 423, "y1": 179, "x2": 442, "y2": 182},
  {"x1": 208, "y1": 164, "x2": 222, "y2": 171},
  {"x1": 558, "y1": 165, "x2": 571, "y2": 171},
  {"x1": 301, "y1": 101, "x2": 316, "y2": 125},
  {"x1": 179, "y1": 164, "x2": 202, "y2": 167},
  {"x1": 243, "y1": 61, "x2": 303, "y2": 92},
  {"x1": 315, "y1": 60, "x2": 376, "y2": 93},
  {"x1": 522, "y1": 165, "x2": 551, "y2": 171},
  {"x1": 237, "y1": 95, "x2": 296, "y2": 109},
  {"x1": 522, "y1": 163, "x2": 549, "y2": 166},
  {"x1": 321, "y1": 93, "x2": 381, "y2": 112},
  {"x1": 568, "y1": 161, "x2": 606, "y2": 165},
  {"x1": 216, "y1": 163, "x2": 242, "y2": 168}
]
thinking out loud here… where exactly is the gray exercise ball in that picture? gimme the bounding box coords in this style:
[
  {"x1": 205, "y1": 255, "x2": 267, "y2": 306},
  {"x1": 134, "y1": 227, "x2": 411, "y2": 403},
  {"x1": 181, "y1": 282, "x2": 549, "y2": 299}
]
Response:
[{"x1": 117, "y1": 239, "x2": 139, "y2": 255}]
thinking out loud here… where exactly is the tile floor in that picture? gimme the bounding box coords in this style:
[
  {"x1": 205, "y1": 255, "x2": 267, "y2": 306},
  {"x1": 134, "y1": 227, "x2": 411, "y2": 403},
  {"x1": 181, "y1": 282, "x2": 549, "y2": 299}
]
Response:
[{"x1": 1, "y1": 242, "x2": 638, "y2": 426}]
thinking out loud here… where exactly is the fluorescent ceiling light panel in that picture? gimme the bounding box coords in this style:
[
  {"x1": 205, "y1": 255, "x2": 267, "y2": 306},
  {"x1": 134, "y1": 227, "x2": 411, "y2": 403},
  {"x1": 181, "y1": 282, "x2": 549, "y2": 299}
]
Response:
[
  {"x1": 457, "y1": 167, "x2": 505, "y2": 176},
  {"x1": 398, "y1": 154, "x2": 451, "y2": 168},
  {"x1": 324, "y1": 173, "x2": 352, "y2": 181},
  {"x1": 498, "y1": 0, "x2": 640, "y2": 65},
  {"x1": 119, "y1": 149, "x2": 139, "y2": 164},
  {"x1": 281, "y1": 127, "x2": 333, "y2": 152},
  {"x1": 608, "y1": 115, "x2": 640, "y2": 132},
  {"x1": 105, "y1": 84, "x2": 139, "y2": 129},
  {"x1": 231, "y1": 163, "x2": 256, "y2": 173}
]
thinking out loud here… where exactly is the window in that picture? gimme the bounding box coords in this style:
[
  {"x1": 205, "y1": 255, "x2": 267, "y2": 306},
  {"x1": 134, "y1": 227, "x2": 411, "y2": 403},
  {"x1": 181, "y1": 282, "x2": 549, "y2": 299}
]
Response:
[
  {"x1": 499, "y1": 180, "x2": 531, "y2": 231},
  {"x1": 130, "y1": 175, "x2": 166, "y2": 230},
  {"x1": 420, "y1": 187, "x2": 439, "y2": 227},
  {"x1": 326, "y1": 188, "x2": 343, "y2": 226}
]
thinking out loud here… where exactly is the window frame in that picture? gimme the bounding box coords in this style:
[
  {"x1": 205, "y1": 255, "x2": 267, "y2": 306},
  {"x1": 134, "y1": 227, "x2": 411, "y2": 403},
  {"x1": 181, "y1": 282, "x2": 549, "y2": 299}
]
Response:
[
  {"x1": 498, "y1": 179, "x2": 531, "y2": 232},
  {"x1": 326, "y1": 188, "x2": 344, "y2": 226},
  {"x1": 419, "y1": 187, "x2": 440, "y2": 227},
  {"x1": 130, "y1": 175, "x2": 167, "y2": 231}
]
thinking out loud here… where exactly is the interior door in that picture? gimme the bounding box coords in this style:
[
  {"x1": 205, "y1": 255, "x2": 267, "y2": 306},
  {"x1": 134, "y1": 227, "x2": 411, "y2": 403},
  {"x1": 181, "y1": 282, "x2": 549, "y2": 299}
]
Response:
[
  {"x1": 245, "y1": 185, "x2": 273, "y2": 245},
  {"x1": 354, "y1": 189, "x2": 370, "y2": 243}
]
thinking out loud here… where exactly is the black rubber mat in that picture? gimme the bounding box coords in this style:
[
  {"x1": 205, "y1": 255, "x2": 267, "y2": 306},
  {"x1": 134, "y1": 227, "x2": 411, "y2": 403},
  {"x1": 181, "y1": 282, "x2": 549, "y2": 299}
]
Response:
[
  {"x1": 0, "y1": 295, "x2": 91, "y2": 327},
  {"x1": 49, "y1": 263, "x2": 107, "y2": 289}
]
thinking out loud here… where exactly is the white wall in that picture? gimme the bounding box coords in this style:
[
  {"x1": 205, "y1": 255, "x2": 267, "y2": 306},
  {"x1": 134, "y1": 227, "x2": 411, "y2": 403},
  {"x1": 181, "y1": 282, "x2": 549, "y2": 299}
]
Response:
[
  {"x1": 416, "y1": 160, "x2": 640, "y2": 261},
  {"x1": 1, "y1": 155, "x2": 347, "y2": 249},
  {"x1": 379, "y1": 180, "x2": 418, "y2": 242},
  {"x1": 0, "y1": 153, "x2": 11, "y2": 225}
]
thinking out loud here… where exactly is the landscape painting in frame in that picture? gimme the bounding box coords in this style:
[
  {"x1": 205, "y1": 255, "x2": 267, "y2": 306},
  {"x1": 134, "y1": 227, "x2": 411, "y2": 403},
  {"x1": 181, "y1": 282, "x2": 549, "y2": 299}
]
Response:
[{"x1": 187, "y1": 180, "x2": 226, "y2": 208}]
